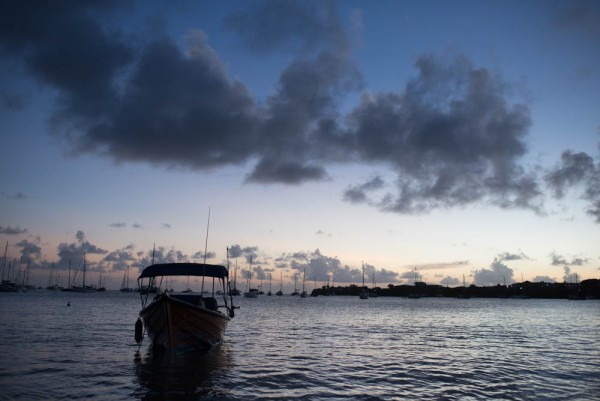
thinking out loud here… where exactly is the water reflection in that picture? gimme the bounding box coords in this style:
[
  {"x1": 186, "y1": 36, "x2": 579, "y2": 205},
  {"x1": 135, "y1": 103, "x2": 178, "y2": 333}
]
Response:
[{"x1": 133, "y1": 344, "x2": 233, "y2": 400}]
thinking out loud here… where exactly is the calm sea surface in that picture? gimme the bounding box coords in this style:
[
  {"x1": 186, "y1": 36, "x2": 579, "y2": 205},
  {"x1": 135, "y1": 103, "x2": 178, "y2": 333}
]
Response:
[{"x1": 0, "y1": 291, "x2": 598, "y2": 400}]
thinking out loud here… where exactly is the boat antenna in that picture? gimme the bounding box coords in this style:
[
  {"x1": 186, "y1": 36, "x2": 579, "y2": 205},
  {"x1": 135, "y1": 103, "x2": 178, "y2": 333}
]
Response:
[
  {"x1": 151, "y1": 243, "x2": 155, "y2": 265},
  {"x1": 201, "y1": 206, "x2": 211, "y2": 293}
]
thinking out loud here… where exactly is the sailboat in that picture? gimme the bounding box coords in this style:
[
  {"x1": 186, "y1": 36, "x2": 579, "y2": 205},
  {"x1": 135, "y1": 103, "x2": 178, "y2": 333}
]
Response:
[
  {"x1": 359, "y1": 262, "x2": 369, "y2": 299},
  {"x1": 229, "y1": 259, "x2": 241, "y2": 296},
  {"x1": 407, "y1": 267, "x2": 421, "y2": 299},
  {"x1": 120, "y1": 265, "x2": 135, "y2": 292},
  {"x1": 244, "y1": 257, "x2": 258, "y2": 298},
  {"x1": 300, "y1": 268, "x2": 308, "y2": 298},
  {"x1": 370, "y1": 272, "x2": 379, "y2": 298},
  {"x1": 276, "y1": 271, "x2": 283, "y2": 296},
  {"x1": 456, "y1": 274, "x2": 470, "y2": 299},
  {"x1": 267, "y1": 273, "x2": 272, "y2": 296},
  {"x1": 70, "y1": 253, "x2": 96, "y2": 293},
  {"x1": 291, "y1": 272, "x2": 299, "y2": 296}
]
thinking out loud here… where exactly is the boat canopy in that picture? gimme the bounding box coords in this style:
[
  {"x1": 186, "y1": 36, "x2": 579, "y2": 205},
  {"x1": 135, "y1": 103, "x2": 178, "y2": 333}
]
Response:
[{"x1": 138, "y1": 263, "x2": 228, "y2": 279}]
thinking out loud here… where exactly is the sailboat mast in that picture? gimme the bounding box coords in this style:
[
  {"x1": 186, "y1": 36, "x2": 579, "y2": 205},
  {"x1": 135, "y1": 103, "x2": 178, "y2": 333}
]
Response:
[
  {"x1": 82, "y1": 252, "x2": 87, "y2": 288},
  {"x1": 201, "y1": 207, "x2": 211, "y2": 293}
]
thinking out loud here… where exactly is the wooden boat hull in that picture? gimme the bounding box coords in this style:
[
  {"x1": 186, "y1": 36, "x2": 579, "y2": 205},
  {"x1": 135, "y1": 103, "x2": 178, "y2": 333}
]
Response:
[{"x1": 140, "y1": 293, "x2": 230, "y2": 351}]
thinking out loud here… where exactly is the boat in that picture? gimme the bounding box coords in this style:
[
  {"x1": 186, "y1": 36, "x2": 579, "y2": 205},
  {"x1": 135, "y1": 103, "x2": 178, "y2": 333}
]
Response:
[
  {"x1": 407, "y1": 267, "x2": 421, "y2": 299},
  {"x1": 120, "y1": 265, "x2": 135, "y2": 292},
  {"x1": 69, "y1": 253, "x2": 96, "y2": 293},
  {"x1": 243, "y1": 257, "x2": 258, "y2": 298},
  {"x1": 229, "y1": 260, "x2": 241, "y2": 296},
  {"x1": 369, "y1": 272, "x2": 379, "y2": 298},
  {"x1": 359, "y1": 262, "x2": 369, "y2": 299},
  {"x1": 290, "y1": 272, "x2": 299, "y2": 296},
  {"x1": 276, "y1": 271, "x2": 283, "y2": 296},
  {"x1": 267, "y1": 273, "x2": 272, "y2": 296},
  {"x1": 137, "y1": 262, "x2": 235, "y2": 351},
  {"x1": 300, "y1": 268, "x2": 308, "y2": 298},
  {"x1": 456, "y1": 274, "x2": 470, "y2": 299}
]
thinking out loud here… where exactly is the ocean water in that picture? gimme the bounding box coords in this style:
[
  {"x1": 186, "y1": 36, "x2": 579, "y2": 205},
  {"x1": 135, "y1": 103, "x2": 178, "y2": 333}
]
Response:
[{"x1": 0, "y1": 291, "x2": 598, "y2": 400}]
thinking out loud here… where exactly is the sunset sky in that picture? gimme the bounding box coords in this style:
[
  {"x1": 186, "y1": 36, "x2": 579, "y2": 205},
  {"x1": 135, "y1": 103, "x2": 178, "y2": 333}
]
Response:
[{"x1": 1, "y1": 0, "x2": 599, "y2": 290}]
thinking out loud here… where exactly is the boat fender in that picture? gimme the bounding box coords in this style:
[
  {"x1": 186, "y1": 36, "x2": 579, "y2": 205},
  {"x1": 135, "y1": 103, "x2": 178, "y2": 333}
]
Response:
[{"x1": 135, "y1": 317, "x2": 144, "y2": 344}]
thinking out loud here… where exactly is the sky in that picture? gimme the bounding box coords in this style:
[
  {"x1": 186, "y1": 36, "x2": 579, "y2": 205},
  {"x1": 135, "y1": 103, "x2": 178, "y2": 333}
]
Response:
[{"x1": 1, "y1": 0, "x2": 599, "y2": 291}]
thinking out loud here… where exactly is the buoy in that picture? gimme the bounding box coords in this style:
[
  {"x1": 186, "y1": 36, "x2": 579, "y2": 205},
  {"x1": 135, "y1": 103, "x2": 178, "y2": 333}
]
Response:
[
  {"x1": 67, "y1": 301, "x2": 70, "y2": 307},
  {"x1": 135, "y1": 317, "x2": 144, "y2": 344}
]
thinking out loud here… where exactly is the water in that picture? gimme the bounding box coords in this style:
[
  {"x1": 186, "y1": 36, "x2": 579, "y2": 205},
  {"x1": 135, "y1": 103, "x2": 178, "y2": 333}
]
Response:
[{"x1": 1, "y1": 291, "x2": 598, "y2": 400}]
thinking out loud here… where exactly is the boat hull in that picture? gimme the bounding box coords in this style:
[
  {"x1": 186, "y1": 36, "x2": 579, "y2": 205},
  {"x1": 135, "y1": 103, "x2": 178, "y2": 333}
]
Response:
[{"x1": 140, "y1": 293, "x2": 230, "y2": 351}]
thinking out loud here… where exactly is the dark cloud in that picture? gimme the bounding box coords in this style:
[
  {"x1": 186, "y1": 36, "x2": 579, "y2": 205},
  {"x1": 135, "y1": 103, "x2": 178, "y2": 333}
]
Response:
[
  {"x1": 0, "y1": 225, "x2": 27, "y2": 235},
  {"x1": 227, "y1": 245, "x2": 259, "y2": 263},
  {"x1": 532, "y1": 275, "x2": 556, "y2": 283},
  {"x1": 550, "y1": 252, "x2": 588, "y2": 267},
  {"x1": 2, "y1": 192, "x2": 27, "y2": 200},
  {"x1": 440, "y1": 276, "x2": 460, "y2": 286},
  {"x1": 57, "y1": 231, "x2": 108, "y2": 267},
  {"x1": 413, "y1": 260, "x2": 469, "y2": 271},
  {"x1": 104, "y1": 244, "x2": 136, "y2": 271},
  {"x1": 546, "y1": 151, "x2": 600, "y2": 222},
  {"x1": 343, "y1": 176, "x2": 385, "y2": 204},
  {"x1": 15, "y1": 238, "x2": 41, "y2": 261},
  {"x1": 555, "y1": 0, "x2": 600, "y2": 42},
  {"x1": 496, "y1": 251, "x2": 530, "y2": 261},
  {"x1": 473, "y1": 259, "x2": 515, "y2": 285},
  {"x1": 192, "y1": 250, "x2": 216, "y2": 260},
  {"x1": 342, "y1": 53, "x2": 541, "y2": 214},
  {"x1": 6, "y1": 0, "x2": 594, "y2": 221}
]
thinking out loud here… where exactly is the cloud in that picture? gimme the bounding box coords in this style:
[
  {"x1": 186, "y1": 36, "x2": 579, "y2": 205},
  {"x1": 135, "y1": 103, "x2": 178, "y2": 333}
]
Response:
[
  {"x1": 0, "y1": 225, "x2": 27, "y2": 235},
  {"x1": 2, "y1": 192, "x2": 27, "y2": 200},
  {"x1": 555, "y1": 0, "x2": 600, "y2": 42},
  {"x1": 6, "y1": 0, "x2": 596, "y2": 222},
  {"x1": 496, "y1": 251, "x2": 530, "y2": 261},
  {"x1": 532, "y1": 275, "x2": 556, "y2": 283},
  {"x1": 160, "y1": 223, "x2": 172, "y2": 229},
  {"x1": 110, "y1": 222, "x2": 126, "y2": 228},
  {"x1": 413, "y1": 260, "x2": 469, "y2": 271},
  {"x1": 550, "y1": 252, "x2": 588, "y2": 267},
  {"x1": 342, "y1": 52, "x2": 541, "y2": 214},
  {"x1": 57, "y1": 231, "x2": 108, "y2": 268},
  {"x1": 546, "y1": 151, "x2": 600, "y2": 222},
  {"x1": 473, "y1": 259, "x2": 515, "y2": 285},
  {"x1": 440, "y1": 276, "x2": 460, "y2": 286},
  {"x1": 15, "y1": 238, "x2": 41, "y2": 261}
]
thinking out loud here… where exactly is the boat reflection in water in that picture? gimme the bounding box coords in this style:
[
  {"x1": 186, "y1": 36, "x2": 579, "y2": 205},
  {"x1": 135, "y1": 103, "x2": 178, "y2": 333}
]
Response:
[
  {"x1": 137, "y1": 263, "x2": 236, "y2": 352},
  {"x1": 133, "y1": 345, "x2": 233, "y2": 399}
]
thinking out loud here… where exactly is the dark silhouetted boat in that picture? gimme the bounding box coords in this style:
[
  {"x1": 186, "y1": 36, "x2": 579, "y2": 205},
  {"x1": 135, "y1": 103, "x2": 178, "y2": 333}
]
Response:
[{"x1": 137, "y1": 263, "x2": 235, "y2": 351}]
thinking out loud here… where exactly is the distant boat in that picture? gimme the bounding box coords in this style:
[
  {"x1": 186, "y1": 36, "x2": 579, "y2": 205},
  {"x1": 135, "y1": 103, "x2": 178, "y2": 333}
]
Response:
[
  {"x1": 137, "y1": 262, "x2": 236, "y2": 351},
  {"x1": 369, "y1": 272, "x2": 378, "y2": 298},
  {"x1": 359, "y1": 262, "x2": 369, "y2": 299},
  {"x1": 229, "y1": 260, "x2": 241, "y2": 296},
  {"x1": 300, "y1": 269, "x2": 308, "y2": 298},
  {"x1": 69, "y1": 253, "x2": 96, "y2": 293},
  {"x1": 244, "y1": 256, "x2": 258, "y2": 298},
  {"x1": 456, "y1": 275, "x2": 470, "y2": 299},
  {"x1": 291, "y1": 272, "x2": 299, "y2": 296},
  {"x1": 267, "y1": 273, "x2": 272, "y2": 296},
  {"x1": 120, "y1": 265, "x2": 135, "y2": 292},
  {"x1": 276, "y1": 271, "x2": 283, "y2": 296},
  {"x1": 407, "y1": 267, "x2": 420, "y2": 299}
]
